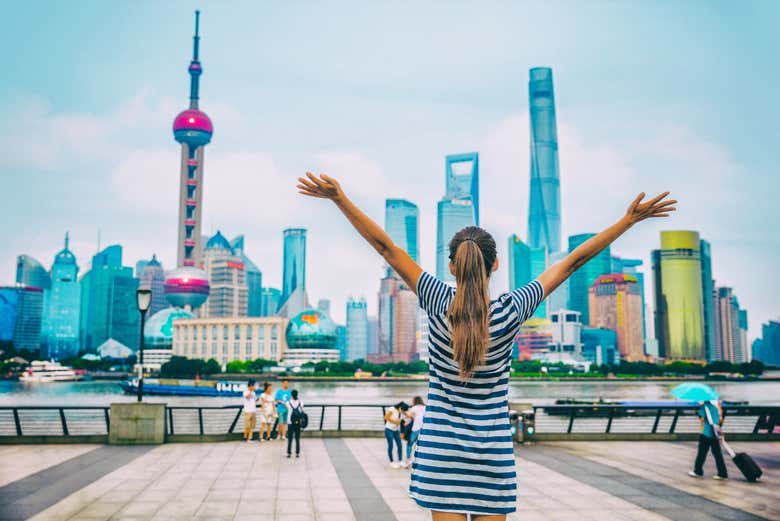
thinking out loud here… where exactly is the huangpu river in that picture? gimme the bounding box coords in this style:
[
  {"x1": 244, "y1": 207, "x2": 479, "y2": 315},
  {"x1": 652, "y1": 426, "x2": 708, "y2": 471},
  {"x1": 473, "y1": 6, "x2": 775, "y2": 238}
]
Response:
[{"x1": 1, "y1": 375, "x2": 779, "y2": 406}]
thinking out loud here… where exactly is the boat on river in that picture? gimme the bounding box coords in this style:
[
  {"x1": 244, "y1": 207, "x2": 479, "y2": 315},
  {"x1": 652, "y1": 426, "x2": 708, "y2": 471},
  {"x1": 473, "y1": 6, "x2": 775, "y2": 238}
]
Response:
[
  {"x1": 20, "y1": 361, "x2": 83, "y2": 382},
  {"x1": 119, "y1": 378, "x2": 248, "y2": 396}
]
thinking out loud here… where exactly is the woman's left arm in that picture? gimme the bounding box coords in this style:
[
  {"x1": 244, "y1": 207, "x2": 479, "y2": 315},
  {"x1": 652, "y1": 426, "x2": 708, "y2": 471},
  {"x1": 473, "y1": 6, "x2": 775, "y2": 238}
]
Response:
[{"x1": 298, "y1": 173, "x2": 422, "y2": 292}]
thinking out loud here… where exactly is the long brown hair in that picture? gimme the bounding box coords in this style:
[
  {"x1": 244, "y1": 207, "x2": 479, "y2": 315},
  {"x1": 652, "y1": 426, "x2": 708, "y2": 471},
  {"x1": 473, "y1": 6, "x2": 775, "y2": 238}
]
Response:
[{"x1": 447, "y1": 226, "x2": 496, "y2": 379}]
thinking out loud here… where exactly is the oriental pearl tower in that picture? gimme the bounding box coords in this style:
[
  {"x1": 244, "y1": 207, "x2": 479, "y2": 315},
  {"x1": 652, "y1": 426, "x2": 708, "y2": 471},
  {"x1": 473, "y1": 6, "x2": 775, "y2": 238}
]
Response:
[{"x1": 164, "y1": 10, "x2": 211, "y2": 311}]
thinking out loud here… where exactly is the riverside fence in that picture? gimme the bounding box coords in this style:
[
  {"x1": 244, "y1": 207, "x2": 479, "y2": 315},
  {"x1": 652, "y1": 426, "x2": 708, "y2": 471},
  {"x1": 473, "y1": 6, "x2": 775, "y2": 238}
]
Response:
[{"x1": 0, "y1": 404, "x2": 777, "y2": 442}]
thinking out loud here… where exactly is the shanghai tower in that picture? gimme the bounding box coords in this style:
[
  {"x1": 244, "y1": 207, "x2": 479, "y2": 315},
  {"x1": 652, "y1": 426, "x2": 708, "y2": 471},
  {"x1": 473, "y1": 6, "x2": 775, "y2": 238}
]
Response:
[{"x1": 527, "y1": 67, "x2": 561, "y2": 253}]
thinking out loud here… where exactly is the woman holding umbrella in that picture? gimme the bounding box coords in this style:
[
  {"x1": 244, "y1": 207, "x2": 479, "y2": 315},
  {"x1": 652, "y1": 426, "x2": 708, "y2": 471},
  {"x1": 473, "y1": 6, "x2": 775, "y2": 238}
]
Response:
[{"x1": 672, "y1": 383, "x2": 728, "y2": 480}]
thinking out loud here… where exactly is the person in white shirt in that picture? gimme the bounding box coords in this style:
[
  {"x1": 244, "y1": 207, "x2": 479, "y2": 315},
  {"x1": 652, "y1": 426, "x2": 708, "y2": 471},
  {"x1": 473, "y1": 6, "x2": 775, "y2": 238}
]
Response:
[
  {"x1": 403, "y1": 396, "x2": 426, "y2": 467},
  {"x1": 242, "y1": 380, "x2": 258, "y2": 442},
  {"x1": 286, "y1": 389, "x2": 305, "y2": 458},
  {"x1": 259, "y1": 382, "x2": 276, "y2": 441},
  {"x1": 384, "y1": 402, "x2": 407, "y2": 468}
]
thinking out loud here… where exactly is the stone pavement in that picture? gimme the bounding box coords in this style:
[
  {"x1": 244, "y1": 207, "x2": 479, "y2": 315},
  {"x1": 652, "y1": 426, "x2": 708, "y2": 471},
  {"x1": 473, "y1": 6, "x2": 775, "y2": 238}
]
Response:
[{"x1": 0, "y1": 439, "x2": 776, "y2": 521}]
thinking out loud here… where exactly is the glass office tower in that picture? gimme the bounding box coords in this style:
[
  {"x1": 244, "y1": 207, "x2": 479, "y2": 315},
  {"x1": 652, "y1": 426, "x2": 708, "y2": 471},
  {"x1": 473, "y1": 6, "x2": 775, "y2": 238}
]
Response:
[
  {"x1": 231, "y1": 235, "x2": 263, "y2": 317},
  {"x1": 507, "y1": 234, "x2": 547, "y2": 319},
  {"x1": 652, "y1": 231, "x2": 706, "y2": 360},
  {"x1": 527, "y1": 67, "x2": 561, "y2": 254},
  {"x1": 281, "y1": 228, "x2": 306, "y2": 308},
  {"x1": 16, "y1": 255, "x2": 51, "y2": 290},
  {"x1": 699, "y1": 240, "x2": 717, "y2": 362},
  {"x1": 436, "y1": 153, "x2": 479, "y2": 281},
  {"x1": 79, "y1": 245, "x2": 139, "y2": 352},
  {"x1": 41, "y1": 234, "x2": 81, "y2": 359},
  {"x1": 567, "y1": 233, "x2": 610, "y2": 325},
  {"x1": 346, "y1": 297, "x2": 368, "y2": 361},
  {"x1": 385, "y1": 199, "x2": 419, "y2": 263}
]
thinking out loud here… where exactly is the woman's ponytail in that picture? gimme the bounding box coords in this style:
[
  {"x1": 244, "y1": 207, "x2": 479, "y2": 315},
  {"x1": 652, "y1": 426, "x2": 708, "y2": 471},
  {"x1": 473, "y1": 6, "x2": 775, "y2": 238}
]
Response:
[{"x1": 447, "y1": 233, "x2": 493, "y2": 379}]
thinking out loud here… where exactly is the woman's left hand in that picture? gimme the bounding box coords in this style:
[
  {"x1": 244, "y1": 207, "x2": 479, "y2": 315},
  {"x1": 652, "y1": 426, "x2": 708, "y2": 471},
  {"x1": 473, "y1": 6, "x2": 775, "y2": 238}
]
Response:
[{"x1": 297, "y1": 172, "x2": 344, "y2": 201}]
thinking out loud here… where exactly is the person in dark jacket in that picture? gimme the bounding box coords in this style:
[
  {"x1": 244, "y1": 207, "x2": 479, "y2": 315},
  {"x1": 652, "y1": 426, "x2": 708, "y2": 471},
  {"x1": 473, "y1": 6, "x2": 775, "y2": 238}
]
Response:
[{"x1": 286, "y1": 389, "x2": 304, "y2": 458}]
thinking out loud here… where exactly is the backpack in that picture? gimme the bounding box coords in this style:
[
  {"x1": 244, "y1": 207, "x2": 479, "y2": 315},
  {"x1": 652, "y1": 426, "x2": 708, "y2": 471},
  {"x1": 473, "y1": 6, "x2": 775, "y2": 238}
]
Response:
[{"x1": 291, "y1": 402, "x2": 308, "y2": 430}]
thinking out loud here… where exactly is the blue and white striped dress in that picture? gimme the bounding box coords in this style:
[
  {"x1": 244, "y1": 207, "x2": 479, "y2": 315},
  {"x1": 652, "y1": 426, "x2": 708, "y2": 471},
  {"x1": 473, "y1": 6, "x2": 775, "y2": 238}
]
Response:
[{"x1": 410, "y1": 271, "x2": 545, "y2": 515}]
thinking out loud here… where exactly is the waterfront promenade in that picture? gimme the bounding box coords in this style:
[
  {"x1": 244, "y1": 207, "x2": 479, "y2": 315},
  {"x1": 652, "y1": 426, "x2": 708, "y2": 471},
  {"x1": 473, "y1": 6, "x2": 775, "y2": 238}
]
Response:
[{"x1": 0, "y1": 440, "x2": 776, "y2": 521}]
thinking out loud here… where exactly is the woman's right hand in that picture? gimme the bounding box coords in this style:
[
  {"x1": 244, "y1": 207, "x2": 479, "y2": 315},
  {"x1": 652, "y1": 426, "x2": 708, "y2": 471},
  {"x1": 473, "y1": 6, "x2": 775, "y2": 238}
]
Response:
[{"x1": 297, "y1": 172, "x2": 345, "y2": 202}]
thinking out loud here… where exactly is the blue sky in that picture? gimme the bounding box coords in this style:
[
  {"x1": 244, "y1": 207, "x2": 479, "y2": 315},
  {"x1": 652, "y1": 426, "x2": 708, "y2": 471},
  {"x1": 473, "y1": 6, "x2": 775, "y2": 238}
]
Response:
[{"x1": 1, "y1": 1, "x2": 778, "y2": 337}]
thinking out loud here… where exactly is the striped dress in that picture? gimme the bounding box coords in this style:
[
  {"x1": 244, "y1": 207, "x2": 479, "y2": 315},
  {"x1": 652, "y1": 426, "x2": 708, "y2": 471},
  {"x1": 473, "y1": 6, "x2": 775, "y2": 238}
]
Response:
[{"x1": 409, "y1": 271, "x2": 545, "y2": 515}]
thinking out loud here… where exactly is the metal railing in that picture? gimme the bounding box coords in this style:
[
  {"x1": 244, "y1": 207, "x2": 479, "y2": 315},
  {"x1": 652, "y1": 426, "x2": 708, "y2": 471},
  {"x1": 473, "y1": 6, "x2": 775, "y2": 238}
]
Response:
[
  {"x1": 532, "y1": 404, "x2": 778, "y2": 435},
  {"x1": 0, "y1": 404, "x2": 777, "y2": 439}
]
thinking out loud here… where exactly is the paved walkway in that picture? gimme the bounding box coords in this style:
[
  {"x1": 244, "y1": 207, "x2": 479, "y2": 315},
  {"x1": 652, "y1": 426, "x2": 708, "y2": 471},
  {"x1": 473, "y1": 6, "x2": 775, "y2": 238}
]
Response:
[{"x1": 0, "y1": 440, "x2": 776, "y2": 521}]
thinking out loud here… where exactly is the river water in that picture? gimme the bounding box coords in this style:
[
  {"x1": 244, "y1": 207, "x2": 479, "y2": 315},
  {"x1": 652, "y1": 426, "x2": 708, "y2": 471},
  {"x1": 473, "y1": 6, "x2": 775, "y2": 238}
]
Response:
[{"x1": 1, "y1": 376, "x2": 778, "y2": 406}]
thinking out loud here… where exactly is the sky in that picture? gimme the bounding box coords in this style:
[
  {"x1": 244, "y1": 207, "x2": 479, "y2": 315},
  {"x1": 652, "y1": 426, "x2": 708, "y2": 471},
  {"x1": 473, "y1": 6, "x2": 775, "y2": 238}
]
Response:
[{"x1": 1, "y1": 1, "x2": 778, "y2": 339}]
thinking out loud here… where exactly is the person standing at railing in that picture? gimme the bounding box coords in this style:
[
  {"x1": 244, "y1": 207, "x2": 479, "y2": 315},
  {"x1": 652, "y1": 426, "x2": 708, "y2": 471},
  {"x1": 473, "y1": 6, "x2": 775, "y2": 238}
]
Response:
[
  {"x1": 242, "y1": 379, "x2": 259, "y2": 443},
  {"x1": 259, "y1": 382, "x2": 276, "y2": 442},
  {"x1": 384, "y1": 402, "x2": 406, "y2": 468},
  {"x1": 402, "y1": 396, "x2": 426, "y2": 468},
  {"x1": 287, "y1": 389, "x2": 304, "y2": 458},
  {"x1": 689, "y1": 399, "x2": 728, "y2": 480},
  {"x1": 297, "y1": 172, "x2": 675, "y2": 520},
  {"x1": 275, "y1": 379, "x2": 292, "y2": 441}
]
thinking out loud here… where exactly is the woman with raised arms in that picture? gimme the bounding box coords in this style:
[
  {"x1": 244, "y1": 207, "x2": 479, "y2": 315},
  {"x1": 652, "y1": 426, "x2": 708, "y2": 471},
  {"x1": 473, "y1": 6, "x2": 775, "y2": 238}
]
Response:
[{"x1": 297, "y1": 172, "x2": 674, "y2": 521}]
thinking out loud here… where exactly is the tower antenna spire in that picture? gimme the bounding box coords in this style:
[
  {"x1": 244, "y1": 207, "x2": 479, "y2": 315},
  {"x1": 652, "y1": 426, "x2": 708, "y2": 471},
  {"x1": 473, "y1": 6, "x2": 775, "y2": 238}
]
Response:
[{"x1": 188, "y1": 10, "x2": 203, "y2": 109}]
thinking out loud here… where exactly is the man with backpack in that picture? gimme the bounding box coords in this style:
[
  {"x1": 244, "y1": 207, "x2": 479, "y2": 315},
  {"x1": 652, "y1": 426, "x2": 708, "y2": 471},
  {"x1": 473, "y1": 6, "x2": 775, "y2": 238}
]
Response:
[{"x1": 286, "y1": 389, "x2": 306, "y2": 458}]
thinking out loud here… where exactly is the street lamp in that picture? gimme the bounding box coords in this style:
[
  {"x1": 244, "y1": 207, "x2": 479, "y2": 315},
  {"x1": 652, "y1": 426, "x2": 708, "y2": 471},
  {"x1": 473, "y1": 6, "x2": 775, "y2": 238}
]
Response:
[{"x1": 136, "y1": 288, "x2": 152, "y2": 402}]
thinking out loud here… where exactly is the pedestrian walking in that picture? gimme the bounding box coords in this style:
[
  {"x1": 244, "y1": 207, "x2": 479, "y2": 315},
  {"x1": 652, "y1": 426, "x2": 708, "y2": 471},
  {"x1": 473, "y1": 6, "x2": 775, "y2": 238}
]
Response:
[
  {"x1": 259, "y1": 382, "x2": 275, "y2": 442},
  {"x1": 275, "y1": 379, "x2": 292, "y2": 441},
  {"x1": 297, "y1": 171, "x2": 675, "y2": 519},
  {"x1": 689, "y1": 399, "x2": 728, "y2": 480},
  {"x1": 242, "y1": 379, "x2": 258, "y2": 442},
  {"x1": 384, "y1": 402, "x2": 406, "y2": 468},
  {"x1": 286, "y1": 389, "x2": 305, "y2": 458},
  {"x1": 402, "y1": 396, "x2": 425, "y2": 468}
]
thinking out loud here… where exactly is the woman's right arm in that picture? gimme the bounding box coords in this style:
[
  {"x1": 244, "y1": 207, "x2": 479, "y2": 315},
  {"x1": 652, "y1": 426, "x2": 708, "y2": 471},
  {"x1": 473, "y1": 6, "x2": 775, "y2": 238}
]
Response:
[
  {"x1": 537, "y1": 191, "x2": 675, "y2": 296},
  {"x1": 297, "y1": 173, "x2": 422, "y2": 292}
]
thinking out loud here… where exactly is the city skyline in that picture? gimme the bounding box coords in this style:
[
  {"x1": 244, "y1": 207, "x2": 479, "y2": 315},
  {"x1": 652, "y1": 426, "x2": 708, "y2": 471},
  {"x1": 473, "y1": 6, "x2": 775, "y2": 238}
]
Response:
[{"x1": 1, "y1": 2, "x2": 778, "y2": 337}]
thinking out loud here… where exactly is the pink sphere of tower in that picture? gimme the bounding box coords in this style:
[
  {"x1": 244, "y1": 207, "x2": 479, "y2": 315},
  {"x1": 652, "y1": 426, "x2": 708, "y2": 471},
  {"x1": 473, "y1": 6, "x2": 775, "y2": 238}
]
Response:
[
  {"x1": 164, "y1": 266, "x2": 210, "y2": 310},
  {"x1": 173, "y1": 109, "x2": 213, "y2": 147}
]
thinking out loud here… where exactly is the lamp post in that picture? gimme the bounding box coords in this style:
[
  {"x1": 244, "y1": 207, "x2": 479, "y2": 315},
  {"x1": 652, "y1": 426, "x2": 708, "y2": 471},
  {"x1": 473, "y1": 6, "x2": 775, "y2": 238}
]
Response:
[{"x1": 136, "y1": 288, "x2": 152, "y2": 402}]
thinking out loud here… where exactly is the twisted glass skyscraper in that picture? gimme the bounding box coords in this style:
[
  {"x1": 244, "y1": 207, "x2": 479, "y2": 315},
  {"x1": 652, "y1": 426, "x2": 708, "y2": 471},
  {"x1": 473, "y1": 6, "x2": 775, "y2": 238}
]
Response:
[
  {"x1": 528, "y1": 67, "x2": 561, "y2": 253},
  {"x1": 437, "y1": 153, "x2": 479, "y2": 281}
]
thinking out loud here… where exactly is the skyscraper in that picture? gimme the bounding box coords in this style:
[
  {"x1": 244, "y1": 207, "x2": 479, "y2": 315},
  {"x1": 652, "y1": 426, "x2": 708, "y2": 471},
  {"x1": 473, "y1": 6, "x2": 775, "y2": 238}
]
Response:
[
  {"x1": 374, "y1": 275, "x2": 417, "y2": 363},
  {"x1": 230, "y1": 235, "x2": 263, "y2": 317},
  {"x1": 752, "y1": 320, "x2": 780, "y2": 366},
  {"x1": 367, "y1": 316, "x2": 378, "y2": 356},
  {"x1": 281, "y1": 228, "x2": 307, "y2": 312},
  {"x1": 385, "y1": 199, "x2": 419, "y2": 263},
  {"x1": 611, "y1": 256, "x2": 648, "y2": 347},
  {"x1": 260, "y1": 287, "x2": 282, "y2": 317},
  {"x1": 139, "y1": 255, "x2": 167, "y2": 316},
  {"x1": 0, "y1": 286, "x2": 44, "y2": 352},
  {"x1": 41, "y1": 234, "x2": 81, "y2": 359},
  {"x1": 527, "y1": 67, "x2": 561, "y2": 253},
  {"x1": 16, "y1": 255, "x2": 51, "y2": 290},
  {"x1": 699, "y1": 240, "x2": 717, "y2": 361},
  {"x1": 568, "y1": 234, "x2": 610, "y2": 325},
  {"x1": 652, "y1": 231, "x2": 706, "y2": 360},
  {"x1": 346, "y1": 297, "x2": 368, "y2": 361},
  {"x1": 79, "y1": 245, "x2": 139, "y2": 352},
  {"x1": 507, "y1": 234, "x2": 547, "y2": 319},
  {"x1": 437, "y1": 153, "x2": 479, "y2": 281},
  {"x1": 546, "y1": 251, "x2": 569, "y2": 313},
  {"x1": 589, "y1": 274, "x2": 644, "y2": 361},
  {"x1": 201, "y1": 231, "x2": 248, "y2": 318},
  {"x1": 738, "y1": 309, "x2": 749, "y2": 363},
  {"x1": 174, "y1": 11, "x2": 213, "y2": 269}
]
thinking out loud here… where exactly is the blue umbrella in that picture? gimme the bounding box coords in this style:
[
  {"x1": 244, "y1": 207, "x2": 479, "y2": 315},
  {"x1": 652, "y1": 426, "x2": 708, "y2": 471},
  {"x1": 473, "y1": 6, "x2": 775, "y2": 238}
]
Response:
[{"x1": 671, "y1": 382, "x2": 719, "y2": 402}]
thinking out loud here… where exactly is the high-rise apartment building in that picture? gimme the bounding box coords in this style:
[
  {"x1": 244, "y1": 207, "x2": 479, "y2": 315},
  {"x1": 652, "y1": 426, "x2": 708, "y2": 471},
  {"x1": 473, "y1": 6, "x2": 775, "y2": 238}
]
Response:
[
  {"x1": 527, "y1": 67, "x2": 561, "y2": 253},
  {"x1": 374, "y1": 275, "x2": 418, "y2": 363},
  {"x1": 652, "y1": 231, "x2": 705, "y2": 360},
  {"x1": 589, "y1": 274, "x2": 644, "y2": 361},
  {"x1": 41, "y1": 235, "x2": 80, "y2": 359},
  {"x1": 437, "y1": 153, "x2": 479, "y2": 281},
  {"x1": 201, "y1": 232, "x2": 248, "y2": 318},
  {"x1": 568, "y1": 233, "x2": 610, "y2": 325},
  {"x1": 79, "y1": 245, "x2": 139, "y2": 352},
  {"x1": 139, "y1": 255, "x2": 167, "y2": 316},
  {"x1": 611, "y1": 256, "x2": 647, "y2": 344},
  {"x1": 230, "y1": 236, "x2": 263, "y2": 317},
  {"x1": 346, "y1": 297, "x2": 368, "y2": 362}
]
